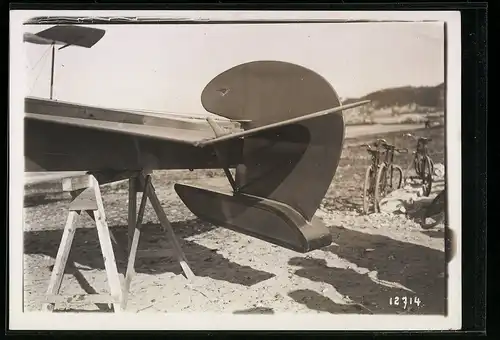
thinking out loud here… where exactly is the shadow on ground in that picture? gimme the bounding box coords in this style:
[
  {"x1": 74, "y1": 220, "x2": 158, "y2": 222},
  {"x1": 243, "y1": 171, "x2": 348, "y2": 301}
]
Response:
[
  {"x1": 24, "y1": 219, "x2": 274, "y2": 287},
  {"x1": 421, "y1": 229, "x2": 444, "y2": 239},
  {"x1": 288, "y1": 226, "x2": 446, "y2": 315},
  {"x1": 288, "y1": 289, "x2": 370, "y2": 314},
  {"x1": 233, "y1": 307, "x2": 274, "y2": 315},
  {"x1": 24, "y1": 193, "x2": 69, "y2": 208}
]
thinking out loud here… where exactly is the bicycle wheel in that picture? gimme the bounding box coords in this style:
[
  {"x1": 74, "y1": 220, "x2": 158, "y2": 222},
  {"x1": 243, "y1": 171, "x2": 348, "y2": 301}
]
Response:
[
  {"x1": 414, "y1": 154, "x2": 422, "y2": 177},
  {"x1": 429, "y1": 157, "x2": 435, "y2": 175},
  {"x1": 421, "y1": 156, "x2": 433, "y2": 196},
  {"x1": 363, "y1": 165, "x2": 375, "y2": 214},
  {"x1": 374, "y1": 163, "x2": 388, "y2": 213},
  {"x1": 390, "y1": 165, "x2": 404, "y2": 190}
]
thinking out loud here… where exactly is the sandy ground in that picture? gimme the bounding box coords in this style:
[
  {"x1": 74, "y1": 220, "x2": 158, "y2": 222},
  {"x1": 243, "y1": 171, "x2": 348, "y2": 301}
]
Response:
[{"x1": 22, "y1": 125, "x2": 447, "y2": 315}]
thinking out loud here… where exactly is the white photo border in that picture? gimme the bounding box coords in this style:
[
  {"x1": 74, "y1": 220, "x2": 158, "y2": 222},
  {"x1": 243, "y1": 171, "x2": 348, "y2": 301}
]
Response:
[{"x1": 9, "y1": 9, "x2": 462, "y2": 331}]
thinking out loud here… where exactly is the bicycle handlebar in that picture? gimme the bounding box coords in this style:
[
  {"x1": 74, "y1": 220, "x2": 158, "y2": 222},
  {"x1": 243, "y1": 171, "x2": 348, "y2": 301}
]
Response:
[
  {"x1": 379, "y1": 141, "x2": 396, "y2": 150},
  {"x1": 362, "y1": 143, "x2": 382, "y2": 152},
  {"x1": 403, "y1": 133, "x2": 432, "y2": 143},
  {"x1": 363, "y1": 139, "x2": 408, "y2": 153}
]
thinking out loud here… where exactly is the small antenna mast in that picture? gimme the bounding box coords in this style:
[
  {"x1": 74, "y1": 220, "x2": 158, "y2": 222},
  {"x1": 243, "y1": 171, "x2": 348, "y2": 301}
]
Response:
[{"x1": 49, "y1": 43, "x2": 55, "y2": 99}]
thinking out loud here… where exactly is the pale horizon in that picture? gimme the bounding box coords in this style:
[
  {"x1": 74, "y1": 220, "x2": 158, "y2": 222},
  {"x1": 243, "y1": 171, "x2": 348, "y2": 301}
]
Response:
[{"x1": 24, "y1": 22, "x2": 445, "y2": 115}]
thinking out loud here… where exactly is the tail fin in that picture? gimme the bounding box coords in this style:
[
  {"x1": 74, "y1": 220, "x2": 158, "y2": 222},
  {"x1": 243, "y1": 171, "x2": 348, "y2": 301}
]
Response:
[
  {"x1": 177, "y1": 61, "x2": 359, "y2": 252},
  {"x1": 200, "y1": 60, "x2": 349, "y2": 220}
]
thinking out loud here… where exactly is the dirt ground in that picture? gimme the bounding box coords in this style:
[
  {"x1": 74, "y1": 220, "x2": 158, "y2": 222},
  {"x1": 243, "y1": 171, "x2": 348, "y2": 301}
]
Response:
[{"x1": 22, "y1": 125, "x2": 447, "y2": 315}]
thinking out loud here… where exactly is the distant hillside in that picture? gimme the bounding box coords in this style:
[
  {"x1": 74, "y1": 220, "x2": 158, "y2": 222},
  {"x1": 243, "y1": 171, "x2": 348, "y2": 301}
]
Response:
[
  {"x1": 342, "y1": 83, "x2": 445, "y2": 125},
  {"x1": 344, "y1": 83, "x2": 445, "y2": 110}
]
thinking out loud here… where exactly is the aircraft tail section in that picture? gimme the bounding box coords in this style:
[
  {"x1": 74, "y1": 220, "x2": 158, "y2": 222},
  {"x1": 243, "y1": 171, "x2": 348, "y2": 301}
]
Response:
[
  {"x1": 178, "y1": 60, "x2": 366, "y2": 252},
  {"x1": 175, "y1": 183, "x2": 331, "y2": 253}
]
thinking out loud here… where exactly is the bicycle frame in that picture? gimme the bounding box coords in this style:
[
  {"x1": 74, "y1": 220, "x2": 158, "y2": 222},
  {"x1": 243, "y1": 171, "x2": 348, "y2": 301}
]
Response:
[
  {"x1": 413, "y1": 138, "x2": 431, "y2": 175},
  {"x1": 362, "y1": 141, "x2": 385, "y2": 214},
  {"x1": 416, "y1": 138, "x2": 430, "y2": 156},
  {"x1": 369, "y1": 148, "x2": 383, "y2": 170},
  {"x1": 365, "y1": 139, "x2": 386, "y2": 170},
  {"x1": 404, "y1": 133, "x2": 434, "y2": 197},
  {"x1": 366, "y1": 148, "x2": 384, "y2": 193},
  {"x1": 381, "y1": 144, "x2": 396, "y2": 187},
  {"x1": 363, "y1": 139, "x2": 405, "y2": 215},
  {"x1": 377, "y1": 142, "x2": 405, "y2": 195}
]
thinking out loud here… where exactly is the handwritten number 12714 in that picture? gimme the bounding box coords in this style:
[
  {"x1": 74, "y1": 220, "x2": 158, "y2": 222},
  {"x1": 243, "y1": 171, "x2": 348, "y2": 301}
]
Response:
[{"x1": 389, "y1": 296, "x2": 421, "y2": 309}]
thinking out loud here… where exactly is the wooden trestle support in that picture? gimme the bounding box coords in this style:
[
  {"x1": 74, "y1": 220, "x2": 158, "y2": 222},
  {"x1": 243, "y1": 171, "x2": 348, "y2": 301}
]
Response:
[{"x1": 39, "y1": 171, "x2": 194, "y2": 313}]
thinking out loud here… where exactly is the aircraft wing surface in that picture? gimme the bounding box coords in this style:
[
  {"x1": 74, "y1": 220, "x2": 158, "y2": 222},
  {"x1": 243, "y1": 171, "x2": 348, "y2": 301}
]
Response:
[
  {"x1": 25, "y1": 97, "x2": 370, "y2": 148},
  {"x1": 24, "y1": 171, "x2": 89, "y2": 185},
  {"x1": 25, "y1": 113, "x2": 215, "y2": 145}
]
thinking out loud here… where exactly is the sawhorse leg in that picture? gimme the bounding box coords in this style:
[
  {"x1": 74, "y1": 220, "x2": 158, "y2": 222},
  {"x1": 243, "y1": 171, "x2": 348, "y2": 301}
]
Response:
[
  {"x1": 42, "y1": 210, "x2": 78, "y2": 312},
  {"x1": 121, "y1": 174, "x2": 150, "y2": 309},
  {"x1": 121, "y1": 172, "x2": 194, "y2": 310},
  {"x1": 145, "y1": 178, "x2": 194, "y2": 280},
  {"x1": 42, "y1": 175, "x2": 123, "y2": 313},
  {"x1": 128, "y1": 177, "x2": 137, "y2": 255}
]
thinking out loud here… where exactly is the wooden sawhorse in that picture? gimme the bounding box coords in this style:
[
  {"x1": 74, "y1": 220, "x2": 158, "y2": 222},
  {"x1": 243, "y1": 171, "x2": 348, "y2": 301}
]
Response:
[
  {"x1": 121, "y1": 171, "x2": 194, "y2": 309},
  {"x1": 41, "y1": 171, "x2": 194, "y2": 313}
]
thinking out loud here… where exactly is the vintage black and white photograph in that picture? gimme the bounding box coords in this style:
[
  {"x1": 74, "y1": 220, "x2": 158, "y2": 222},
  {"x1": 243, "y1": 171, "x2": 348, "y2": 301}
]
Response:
[{"x1": 9, "y1": 10, "x2": 462, "y2": 330}]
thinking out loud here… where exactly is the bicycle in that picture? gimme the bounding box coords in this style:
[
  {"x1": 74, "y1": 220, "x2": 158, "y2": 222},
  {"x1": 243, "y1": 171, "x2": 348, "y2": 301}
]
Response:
[
  {"x1": 403, "y1": 133, "x2": 435, "y2": 197},
  {"x1": 374, "y1": 141, "x2": 407, "y2": 210},
  {"x1": 362, "y1": 139, "x2": 386, "y2": 214}
]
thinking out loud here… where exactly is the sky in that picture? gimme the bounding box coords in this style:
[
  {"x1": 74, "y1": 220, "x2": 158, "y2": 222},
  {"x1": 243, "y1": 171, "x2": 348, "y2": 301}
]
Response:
[{"x1": 24, "y1": 22, "x2": 444, "y2": 115}]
